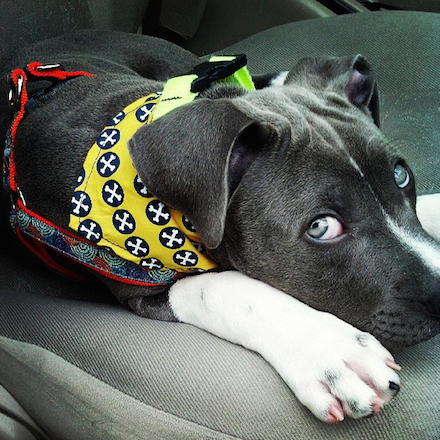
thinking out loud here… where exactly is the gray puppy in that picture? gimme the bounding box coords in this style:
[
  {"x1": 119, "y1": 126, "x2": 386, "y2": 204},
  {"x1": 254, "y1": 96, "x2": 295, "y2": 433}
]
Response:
[{"x1": 2, "y1": 30, "x2": 440, "y2": 423}]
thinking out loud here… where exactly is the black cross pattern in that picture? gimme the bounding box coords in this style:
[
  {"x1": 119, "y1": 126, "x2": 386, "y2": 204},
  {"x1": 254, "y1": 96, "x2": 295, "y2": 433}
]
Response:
[
  {"x1": 173, "y1": 250, "x2": 198, "y2": 267},
  {"x1": 140, "y1": 257, "x2": 164, "y2": 270},
  {"x1": 102, "y1": 180, "x2": 124, "y2": 207},
  {"x1": 125, "y1": 236, "x2": 149, "y2": 257},
  {"x1": 97, "y1": 128, "x2": 120, "y2": 149},
  {"x1": 146, "y1": 200, "x2": 171, "y2": 225},
  {"x1": 159, "y1": 227, "x2": 185, "y2": 249},
  {"x1": 133, "y1": 175, "x2": 153, "y2": 198},
  {"x1": 97, "y1": 152, "x2": 120, "y2": 177},
  {"x1": 112, "y1": 209, "x2": 136, "y2": 234},
  {"x1": 78, "y1": 219, "x2": 102, "y2": 243},
  {"x1": 71, "y1": 191, "x2": 92, "y2": 217}
]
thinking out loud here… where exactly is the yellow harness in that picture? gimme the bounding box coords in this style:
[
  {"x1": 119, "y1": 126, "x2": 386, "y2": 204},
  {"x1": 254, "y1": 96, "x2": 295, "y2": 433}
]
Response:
[{"x1": 69, "y1": 55, "x2": 255, "y2": 276}]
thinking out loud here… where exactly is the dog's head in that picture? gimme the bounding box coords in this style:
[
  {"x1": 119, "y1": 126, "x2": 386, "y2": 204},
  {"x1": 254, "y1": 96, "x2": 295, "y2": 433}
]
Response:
[{"x1": 129, "y1": 55, "x2": 440, "y2": 348}]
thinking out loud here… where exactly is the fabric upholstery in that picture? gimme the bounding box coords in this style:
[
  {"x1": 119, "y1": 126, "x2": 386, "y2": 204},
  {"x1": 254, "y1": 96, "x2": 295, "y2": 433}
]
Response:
[
  {"x1": 0, "y1": 291, "x2": 439, "y2": 440},
  {"x1": 223, "y1": 11, "x2": 440, "y2": 195},
  {"x1": 0, "y1": 9, "x2": 439, "y2": 440}
]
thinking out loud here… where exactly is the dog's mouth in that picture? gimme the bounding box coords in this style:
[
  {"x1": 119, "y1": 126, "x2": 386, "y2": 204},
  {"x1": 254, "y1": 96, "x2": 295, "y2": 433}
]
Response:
[{"x1": 360, "y1": 305, "x2": 440, "y2": 349}]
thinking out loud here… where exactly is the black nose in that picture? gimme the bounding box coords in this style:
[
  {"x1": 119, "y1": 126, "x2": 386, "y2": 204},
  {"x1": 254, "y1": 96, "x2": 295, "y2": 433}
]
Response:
[{"x1": 425, "y1": 279, "x2": 440, "y2": 318}]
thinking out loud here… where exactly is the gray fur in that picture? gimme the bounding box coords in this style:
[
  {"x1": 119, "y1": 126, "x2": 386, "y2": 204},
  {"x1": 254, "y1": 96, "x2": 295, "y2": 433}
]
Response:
[{"x1": 2, "y1": 29, "x2": 439, "y2": 349}]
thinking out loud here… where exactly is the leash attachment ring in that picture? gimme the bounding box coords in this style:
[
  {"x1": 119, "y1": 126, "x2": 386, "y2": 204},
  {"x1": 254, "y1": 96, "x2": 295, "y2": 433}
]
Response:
[{"x1": 7, "y1": 72, "x2": 24, "y2": 111}]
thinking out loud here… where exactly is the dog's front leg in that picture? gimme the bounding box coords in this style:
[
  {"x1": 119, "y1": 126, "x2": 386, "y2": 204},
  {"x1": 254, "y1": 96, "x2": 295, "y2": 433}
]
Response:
[{"x1": 169, "y1": 271, "x2": 401, "y2": 423}]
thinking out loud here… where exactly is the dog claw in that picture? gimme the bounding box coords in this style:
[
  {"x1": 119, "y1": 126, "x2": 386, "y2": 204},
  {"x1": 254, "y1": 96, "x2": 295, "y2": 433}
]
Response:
[
  {"x1": 327, "y1": 403, "x2": 344, "y2": 423},
  {"x1": 371, "y1": 396, "x2": 384, "y2": 416},
  {"x1": 385, "y1": 358, "x2": 402, "y2": 371},
  {"x1": 389, "y1": 381, "x2": 400, "y2": 394}
]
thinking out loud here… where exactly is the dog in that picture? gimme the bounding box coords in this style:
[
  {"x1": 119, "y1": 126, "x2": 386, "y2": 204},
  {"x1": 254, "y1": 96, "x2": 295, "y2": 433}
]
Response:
[{"x1": 1, "y1": 29, "x2": 440, "y2": 423}]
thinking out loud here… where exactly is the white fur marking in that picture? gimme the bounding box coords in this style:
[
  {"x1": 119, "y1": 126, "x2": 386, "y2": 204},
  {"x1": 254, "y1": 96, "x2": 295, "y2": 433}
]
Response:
[
  {"x1": 386, "y1": 214, "x2": 440, "y2": 276},
  {"x1": 349, "y1": 157, "x2": 365, "y2": 178},
  {"x1": 169, "y1": 271, "x2": 399, "y2": 422},
  {"x1": 269, "y1": 71, "x2": 289, "y2": 87}
]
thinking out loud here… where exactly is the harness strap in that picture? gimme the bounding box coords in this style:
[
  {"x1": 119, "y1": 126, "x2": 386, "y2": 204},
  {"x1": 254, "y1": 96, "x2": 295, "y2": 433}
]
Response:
[
  {"x1": 4, "y1": 56, "x2": 254, "y2": 284},
  {"x1": 5, "y1": 63, "x2": 94, "y2": 280},
  {"x1": 7, "y1": 63, "x2": 94, "y2": 190}
]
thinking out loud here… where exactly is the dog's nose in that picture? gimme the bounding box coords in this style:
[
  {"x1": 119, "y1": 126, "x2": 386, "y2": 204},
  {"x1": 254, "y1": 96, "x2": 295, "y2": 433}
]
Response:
[{"x1": 425, "y1": 279, "x2": 440, "y2": 318}]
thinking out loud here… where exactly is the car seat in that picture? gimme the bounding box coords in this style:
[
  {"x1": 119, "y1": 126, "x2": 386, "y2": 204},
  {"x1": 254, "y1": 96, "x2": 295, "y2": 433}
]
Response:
[{"x1": 0, "y1": 1, "x2": 439, "y2": 439}]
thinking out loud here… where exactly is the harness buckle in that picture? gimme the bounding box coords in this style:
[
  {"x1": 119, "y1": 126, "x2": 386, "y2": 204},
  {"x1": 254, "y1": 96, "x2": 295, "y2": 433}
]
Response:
[
  {"x1": 24, "y1": 62, "x2": 65, "y2": 80},
  {"x1": 35, "y1": 63, "x2": 63, "y2": 72},
  {"x1": 7, "y1": 73, "x2": 23, "y2": 110},
  {"x1": 190, "y1": 54, "x2": 247, "y2": 93}
]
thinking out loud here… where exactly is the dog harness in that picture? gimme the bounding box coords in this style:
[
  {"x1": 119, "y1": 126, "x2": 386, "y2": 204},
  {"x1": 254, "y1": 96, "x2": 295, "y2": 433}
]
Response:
[{"x1": 4, "y1": 56, "x2": 255, "y2": 285}]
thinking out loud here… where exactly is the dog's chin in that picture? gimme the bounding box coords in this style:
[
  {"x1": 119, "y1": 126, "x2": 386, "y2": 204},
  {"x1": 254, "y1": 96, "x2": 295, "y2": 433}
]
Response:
[{"x1": 360, "y1": 309, "x2": 440, "y2": 349}]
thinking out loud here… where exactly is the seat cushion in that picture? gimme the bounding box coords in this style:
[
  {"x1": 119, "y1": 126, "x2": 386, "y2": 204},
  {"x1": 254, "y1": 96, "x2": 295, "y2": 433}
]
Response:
[
  {"x1": 1, "y1": 290, "x2": 439, "y2": 440},
  {"x1": 1, "y1": 10, "x2": 439, "y2": 440},
  {"x1": 223, "y1": 10, "x2": 440, "y2": 195}
]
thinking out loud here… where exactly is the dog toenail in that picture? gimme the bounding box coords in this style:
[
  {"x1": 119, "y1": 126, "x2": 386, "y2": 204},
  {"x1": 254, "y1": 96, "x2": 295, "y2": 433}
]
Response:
[
  {"x1": 385, "y1": 358, "x2": 402, "y2": 370},
  {"x1": 389, "y1": 381, "x2": 400, "y2": 394}
]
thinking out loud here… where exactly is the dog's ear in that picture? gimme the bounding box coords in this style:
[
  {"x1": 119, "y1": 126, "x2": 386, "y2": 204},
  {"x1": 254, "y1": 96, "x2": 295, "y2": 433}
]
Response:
[
  {"x1": 343, "y1": 55, "x2": 380, "y2": 127},
  {"x1": 128, "y1": 98, "x2": 285, "y2": 249},
  {"x1": 287, "y1": 55, "x2": 380, "y2": 126}
]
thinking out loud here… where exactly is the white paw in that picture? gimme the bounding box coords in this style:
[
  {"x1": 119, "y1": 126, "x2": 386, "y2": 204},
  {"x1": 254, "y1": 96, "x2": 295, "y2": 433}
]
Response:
[
  {"x1": 267, "y1": 312, "x2": 401, "y2": 423},
  {"x1": 169, "y1": 271, "x2": 401, "y2": 423}
]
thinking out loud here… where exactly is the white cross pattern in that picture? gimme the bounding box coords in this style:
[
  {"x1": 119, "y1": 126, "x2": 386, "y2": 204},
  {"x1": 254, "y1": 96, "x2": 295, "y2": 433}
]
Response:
[
  {"x1": 135, "y1": 103, "x2": 154, "y2": 122},
  {"x1": 134, "y1": 175, "x2": 153, "y2": 198},
  {"x1": 140, "y1": 258, "x2": 164, "y2": 270},
  {"x1": 113, "y1": 210, "x2": 136, "y2": 234},
  {"x1": 173, "y1": 250, "x2": 198, "y2": 267},
  {"x1": 182, "y1": 215, "x2": 197, "y2": 232},
  {"x1": 98, "y1": 152, "x2": 120, "y2": 177},
  {"x1": 111, "y1": 111, "x2": 125, "y2": 125},
  {"x1": 71, "y1": 191, "x2": 91, "y2": 217},
  {"x1": 159, "y1": 227, "x2": 185, "y2": 249},
  {"x1": 78, "y1": 219, "x2": 102, "y2": 243},
  {"x1": 146, "y1": 200, "x2": 170, "y2": 225},
  {"x1": 77, "y1": 168, "x2": 85, "y2": 184},
  {"x1": 125, "y1": 237, "x2": 149, "y2": 257},
  {"x1": 97, "y1": 129, "x2": 120, "y2": 149},
  {"x1": 102, "y1": 180, "x2": 124, "y2": 207}
]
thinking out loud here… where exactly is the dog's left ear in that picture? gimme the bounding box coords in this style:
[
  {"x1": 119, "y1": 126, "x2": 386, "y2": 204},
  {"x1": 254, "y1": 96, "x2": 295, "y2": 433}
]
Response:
[
  {"x1": 128, "y1": 98, "x2": 289, "y2": 249},
  {"x1": 287, "y1": 55, "x2": 380, "y2": 126}
]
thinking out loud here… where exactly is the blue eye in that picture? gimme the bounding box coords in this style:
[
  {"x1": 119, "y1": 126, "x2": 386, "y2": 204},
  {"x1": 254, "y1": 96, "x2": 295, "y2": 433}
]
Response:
[
  {"x1": 394, "y1": 164, "x2": 410, "y2": 189},
  {"x1": 307, "y1": 216, "x2": 343, "y2": 241}
]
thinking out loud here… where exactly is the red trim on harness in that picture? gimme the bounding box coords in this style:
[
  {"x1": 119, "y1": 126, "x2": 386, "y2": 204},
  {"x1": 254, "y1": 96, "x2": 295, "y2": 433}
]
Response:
[
  {"x1": 15, "y1": 225, "x2": 92, "y2": 281},
  {"x1": 26, "y1": 62, "x2": 94, "y2": 81},
  {"x1": 16, "y1": 200, "x2": 173, "y2": 286},
  {"x1": 6, "y1": 62, "x2": 180, "y2": 286},
  {"x1": 8, "y1": 63, "x2": 94, "y2": 191},
  {"x1": 9, "y1": 68, "x2": 28, "y2": 191}
]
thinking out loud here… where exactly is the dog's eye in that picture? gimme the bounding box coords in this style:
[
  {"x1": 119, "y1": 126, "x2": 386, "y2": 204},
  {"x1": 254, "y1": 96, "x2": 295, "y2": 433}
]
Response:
[
  {"x1": 394, "y1": 164, "x2": 411, "y2": 189},
  {"x1": 306, "y1": 216, "x2": 343, "y2": 241}
]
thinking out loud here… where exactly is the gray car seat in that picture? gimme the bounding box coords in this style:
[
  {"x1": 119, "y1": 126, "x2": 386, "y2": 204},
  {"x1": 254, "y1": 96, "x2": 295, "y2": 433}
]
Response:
[{"x1": 0, "y1": 1, "x2": 439, "y2": 439}]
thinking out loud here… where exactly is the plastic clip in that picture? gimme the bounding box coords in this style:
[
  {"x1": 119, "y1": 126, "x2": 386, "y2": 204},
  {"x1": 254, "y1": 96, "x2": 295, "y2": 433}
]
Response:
[{"x1": 190, "y1": 54, "x2": 247, "y2": 93}]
